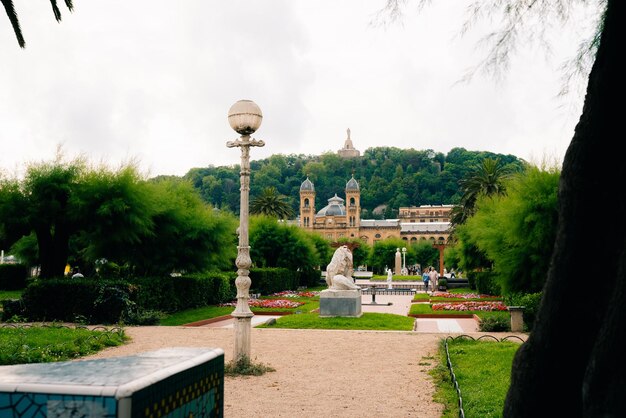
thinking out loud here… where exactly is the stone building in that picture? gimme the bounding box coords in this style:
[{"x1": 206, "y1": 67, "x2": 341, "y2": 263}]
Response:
[{"x1": 299, "y1": 177, "x2": 452, "y2": 245}]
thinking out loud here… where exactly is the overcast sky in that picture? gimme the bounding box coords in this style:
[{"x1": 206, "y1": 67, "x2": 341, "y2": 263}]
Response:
[{"x1": 1, "y1": 1, "x2": 596, "y2": 178}]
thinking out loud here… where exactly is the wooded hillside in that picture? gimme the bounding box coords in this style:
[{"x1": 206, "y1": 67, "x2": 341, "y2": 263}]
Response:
[{"x1": 182, "y1": 146, "x2": 524, "y2": 218}]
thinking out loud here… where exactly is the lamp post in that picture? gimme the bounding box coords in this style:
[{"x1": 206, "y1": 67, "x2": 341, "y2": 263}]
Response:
[
  {"x1": 433, "y1": 241, "x2": 446, "y2": 285},
  {"x1": 226, "y1": 99, "x2": 264, "y2": 363},
  {"x1": 401, "y1": 247, "x2": 407, "y2": 275}
]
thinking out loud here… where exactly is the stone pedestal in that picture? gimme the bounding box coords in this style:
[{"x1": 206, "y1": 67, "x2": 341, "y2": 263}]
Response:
[
  {"x1": 509, "y1": 306, "x2": 525, "y2": 332},
  {"x1": 319, "y1": 289, "x2": 362, "y2": 317}
]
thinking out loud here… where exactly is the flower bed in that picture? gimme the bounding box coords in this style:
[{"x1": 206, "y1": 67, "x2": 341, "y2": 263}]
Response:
[
  {"x1": 220, "y1": 299, "x2": 305, "y2": 309},
  {"x1": 270, "y1": 291, "x2": 320, "y2": 298},
  {"x1": 431, "y1": 301, "x2": 508, "y2": 312},
  {"x1": 431, "y1": 291, "x2": 500, "y2": 300}
]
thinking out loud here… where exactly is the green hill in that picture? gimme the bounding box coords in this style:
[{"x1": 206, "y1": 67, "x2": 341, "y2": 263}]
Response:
[{"x1": 182, "y1": 146, "x2": 524, "y2": 218}]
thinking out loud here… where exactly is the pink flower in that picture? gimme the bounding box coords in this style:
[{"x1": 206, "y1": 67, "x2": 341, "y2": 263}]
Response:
[
  {"x1": 431, "y1": 301, "x2": 508, "y2": 311},
  {"x1": 220, "y1": 299, "x2": 304, "y2": 309}
]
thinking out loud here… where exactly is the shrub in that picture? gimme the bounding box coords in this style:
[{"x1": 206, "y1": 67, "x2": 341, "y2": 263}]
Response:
[
  {"x1": 478, "y1": 312, "x2": 510, "y2": 332},
  {"x1": 470, "y1": 271, "x2": 501, "y2": 296},
  {"x1": 297, "y1": 267, "x2": 321, "y2": 287},
  {"x1": 249, "y1": 268, "x2": 299, "y2": 295},
  {"x1": 132, "y1": 273, "x2": 235, "y2": 313},
  {"x1": 0, "y1": 264, "x2": 28, "y2": 290},
  {"x1": 21, "y1": 278, "x2": 133, "y2": 324},
  {"x1": 505, "y1": 292, "x2": 542, "y2": 331},
  {"x1": 1, "y1": 298, "x2": 25, "y2": 321}
]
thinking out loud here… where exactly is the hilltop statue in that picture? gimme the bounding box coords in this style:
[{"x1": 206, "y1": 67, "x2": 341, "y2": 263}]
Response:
[{"x1": 325, "y1": 245, "x2": 360, "y2": 291}]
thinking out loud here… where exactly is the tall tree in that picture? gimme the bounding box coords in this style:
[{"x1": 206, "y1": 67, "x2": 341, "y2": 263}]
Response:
[
  {"x1": 504, "y1": 1, "x2": 624, "y2": 416},
  {"x1": 384, "y1": 0, "x2": 624, "y2": 415},
  {"x1": 381, "y1": 0, "x2": 622, "y2": 414},
  {"x1": 1, "y1": 0, "x2": 73, "y2": 48},
  {"x1": 0, "y1": 157, "x2": 154, "y2": 278}
]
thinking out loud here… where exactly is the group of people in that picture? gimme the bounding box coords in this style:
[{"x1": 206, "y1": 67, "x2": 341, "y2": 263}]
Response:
[{"x1": 422, "y1": 266, "x2": 439, "y2": 293}]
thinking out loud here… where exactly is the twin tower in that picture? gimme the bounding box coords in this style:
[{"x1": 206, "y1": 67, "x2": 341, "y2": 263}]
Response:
[{"x1": 299, "y1": 176, "x2": 361, "y2": 237}]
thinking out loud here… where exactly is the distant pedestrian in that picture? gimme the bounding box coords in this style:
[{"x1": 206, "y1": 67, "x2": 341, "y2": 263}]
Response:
[
  {"x1": 429, "y1": 267, "x2": 439, "y2": 290},
  {"x1": 422, "y1": 269, "x2": 430, "y2": 293}
]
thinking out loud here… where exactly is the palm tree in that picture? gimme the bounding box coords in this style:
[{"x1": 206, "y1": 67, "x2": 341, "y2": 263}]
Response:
[
  {"x1": 2, "y1": 0, "x2": 73, "y2": 48},
  {"x1": 451, "y1": 157, "x2": 512, "y2": 227},
  {"x1": 250, "y1": 187, "x2": 295, "y2": 220}
]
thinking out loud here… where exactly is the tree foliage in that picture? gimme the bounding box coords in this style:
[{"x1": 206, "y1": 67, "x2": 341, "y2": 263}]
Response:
[
  {"x1": 0, "y1": 156, "x2": 237, "y2": 278},
  {"x1": 185, "y1": 147, "x2": 524, "y2": 217},
  {"x1": 456, "y1": 164, "x2": 560, "y2": 293},
  {"x1": 1, "y1": 0, "x2": 73, "y2": 48},
  {"x1": 249, "y1": 215, "x2": 322, "y2": 272},
  {"x1": 250, "y1": 187, "x2": 295, "y2": 220}
]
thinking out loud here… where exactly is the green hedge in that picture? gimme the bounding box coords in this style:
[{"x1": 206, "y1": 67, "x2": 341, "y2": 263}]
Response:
[
  {"x1": 468, "y1": 271, "x2": 501, "y2": 296},
  {"x1": 0, "y1": 264, "x2": 28, "y2": 290},
  {"x1": 21, "y1": 278, "x2": 132, "y2": 324},
  {"x1": 132, "y1": 273, "x2": 235, "y2": 313},
  {"x1": 249, "y1": 268, "x2": 299, "y2": 295},
  {"x1": 16, "y1": 269, "x2": 308, "y2": 323},
  {"x1": 297, "y1": 267, "x2": 322, "y2": 287}
]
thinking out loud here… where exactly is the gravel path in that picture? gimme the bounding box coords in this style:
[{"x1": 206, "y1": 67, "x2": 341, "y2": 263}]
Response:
[{"x1": 86, "y1": 326, "x2": 448, "y2": 417}]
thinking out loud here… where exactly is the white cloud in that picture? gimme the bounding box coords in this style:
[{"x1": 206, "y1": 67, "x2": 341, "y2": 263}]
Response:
[{"x1": 0, "y1": 0, "x2": 593, "y2": 177}]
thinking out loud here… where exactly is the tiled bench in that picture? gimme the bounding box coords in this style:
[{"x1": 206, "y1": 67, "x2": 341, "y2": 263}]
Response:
[{"x1": 0, "y1": 347, "x2": 224, "y2": 418}]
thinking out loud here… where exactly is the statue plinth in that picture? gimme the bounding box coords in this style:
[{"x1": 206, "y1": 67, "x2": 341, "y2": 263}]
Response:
[{"x1": 319, "y1": 289, "x2": 362, "y2": 318}]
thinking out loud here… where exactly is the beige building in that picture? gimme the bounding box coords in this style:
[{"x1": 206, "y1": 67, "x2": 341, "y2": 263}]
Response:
[{"x1": 299, "y1": 177, "x2": 451, "y2": 245}]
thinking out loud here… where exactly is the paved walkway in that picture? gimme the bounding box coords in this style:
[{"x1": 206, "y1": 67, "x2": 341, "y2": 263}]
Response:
[{"x1": 194, "y1": 293, "x2": 479, "y2": 333}]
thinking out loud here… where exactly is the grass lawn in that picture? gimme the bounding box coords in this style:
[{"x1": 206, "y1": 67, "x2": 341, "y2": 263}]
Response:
[
  {"x1": 159, "y1": 306, "x2": 234, "y2": 326},
  {"x1": 432, "y1": 337, "x2": 520, "y2": 417},
  {"x1": 257, "y1": 312, "x2": 415, "y2": 330},
  {"x1": 159, "y1": 292, "x2": 321, "y2": 326},
  {"x1": 0, "y1": 325, "x2": 127, "y2": 365}
]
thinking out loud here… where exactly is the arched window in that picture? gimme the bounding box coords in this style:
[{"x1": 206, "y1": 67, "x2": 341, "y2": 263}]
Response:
[
  {"x1": 304, "y1": 198, "x2": 310, "y2": 208},
  {"x1": 410, "y1": 237, "x2": 417, "y2": 242},
  {"x1": 402, "y1": 237, "x2": 408, "y2": 241},
  {"x1": 350, "y1": 197, "x2": 355, "y2": 206},
  {"x1": 375, "y1": 233, "x2": 381, "y2": 239}
]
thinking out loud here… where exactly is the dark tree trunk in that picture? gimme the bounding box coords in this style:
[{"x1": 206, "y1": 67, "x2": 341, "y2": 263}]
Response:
[
  {"x1": 36, "y1": 223, "x2": 71, "y2": 279},
  {"x1": 504, "y1": 1, "x2": 625, "y2": 416}
]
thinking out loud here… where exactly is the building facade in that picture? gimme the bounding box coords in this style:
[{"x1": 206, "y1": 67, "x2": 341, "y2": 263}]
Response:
[{"x1": 299, "y1": 177, "x2": 452, "y2": 245}]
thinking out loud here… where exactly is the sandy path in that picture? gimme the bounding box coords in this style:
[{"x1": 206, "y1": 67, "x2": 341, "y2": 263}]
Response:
[{"x1": 86, "y1": 326, "x2": 447, "y2": 417}]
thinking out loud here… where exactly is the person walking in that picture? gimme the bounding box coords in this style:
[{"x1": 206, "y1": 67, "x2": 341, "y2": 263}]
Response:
[
  {"x1": 429, "y1": 267, "x2": 439, "y2": 292},
  {"x1": 422, "y1": 268, "x2": 430, "y2": 293}
]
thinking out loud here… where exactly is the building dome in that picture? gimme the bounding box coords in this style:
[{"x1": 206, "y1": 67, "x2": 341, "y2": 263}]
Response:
[
  {"x1": 346, "y1": 176, "x2": 359, "y2": 191},
  {"x1": 300, "y1": 177, "x2": 315, "y2": 191},
  {"x1": 317, "y1": 194, "x2": 346, "y2": 216}
]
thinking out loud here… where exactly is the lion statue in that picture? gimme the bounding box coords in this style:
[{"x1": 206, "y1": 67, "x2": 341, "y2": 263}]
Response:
[{"x1": 325, "y1": 245, "x2": 360, "y2": 290}]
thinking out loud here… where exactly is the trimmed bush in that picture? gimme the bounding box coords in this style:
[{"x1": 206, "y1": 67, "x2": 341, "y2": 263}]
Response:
[
  {"x1": 249, "y1": 268, "x2": 299, "y2": 295},
  {"x1": 0, "y1": 264, "x2": 28, "y2": 290},
  {"x1": 132, "y1": 273, "x2": 235, "y2": 313},
  {"x1": 470, "y1": 271, "x2": 501, "y2": 296},
  {"x1": 297, "y1": 267, "x2": 322, "y2": 287},
  {"x1": 21, "y1": 278, "x2": 133, "y2": 324}
]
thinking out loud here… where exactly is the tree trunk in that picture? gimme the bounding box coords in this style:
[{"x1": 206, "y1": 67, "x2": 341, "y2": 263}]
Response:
[
  {"x1": 36, "y1": 223, "x2": 70, "y2": 279},
  {"x1": 504, "y1": 1, "x2": 625, "y2": 416}
]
